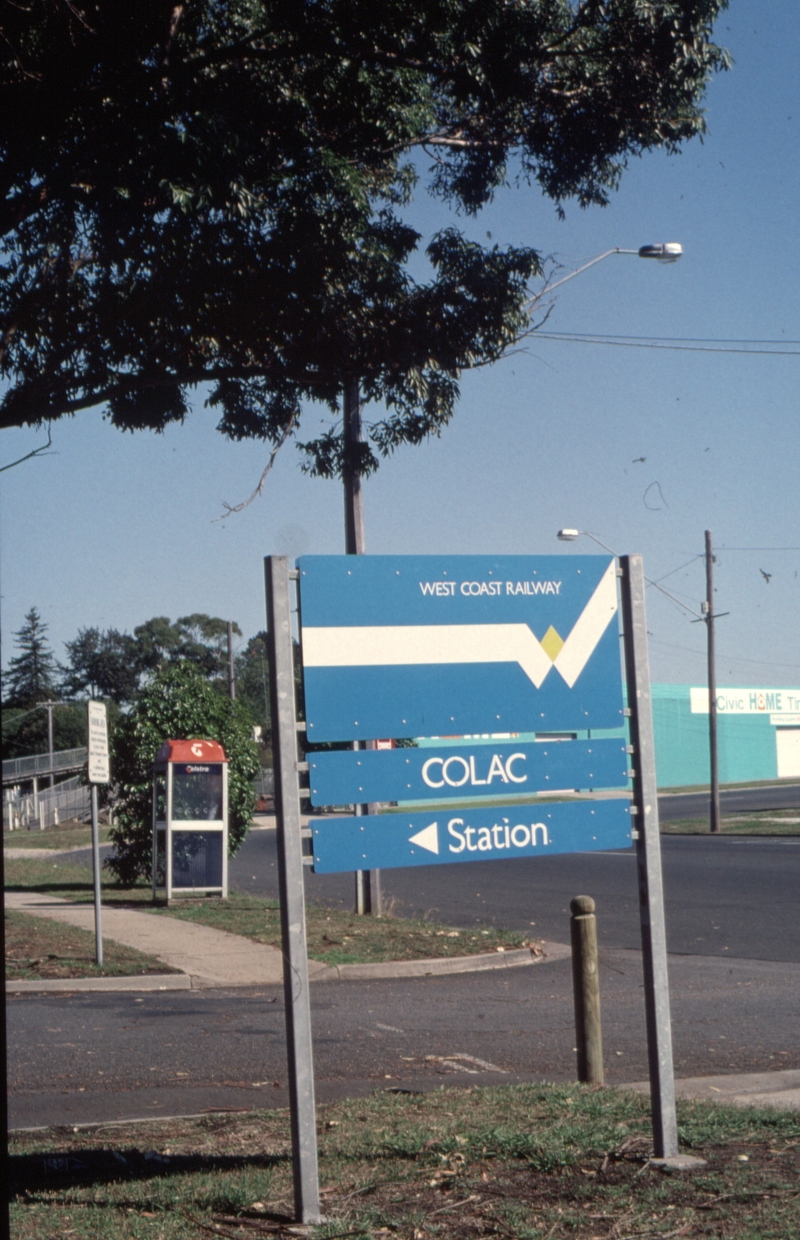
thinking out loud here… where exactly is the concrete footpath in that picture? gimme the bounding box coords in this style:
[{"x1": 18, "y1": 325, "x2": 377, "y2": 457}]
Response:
[
  {"x1": 5, "y1": 889, "x2": 559, "y2": 990},
  {"x1": 623, "y1": 1069, "x2": 800, "y2": 1113}
]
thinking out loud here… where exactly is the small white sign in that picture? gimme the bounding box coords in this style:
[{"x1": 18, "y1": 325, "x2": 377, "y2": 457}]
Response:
[{"x1": 87, "y1": 700, "x2": 110, "y2": 784}]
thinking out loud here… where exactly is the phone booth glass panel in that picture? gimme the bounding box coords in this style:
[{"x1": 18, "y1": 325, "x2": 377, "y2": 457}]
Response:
[{"x1": 152, "y1": 739, "x2": 228, "y2": 902}]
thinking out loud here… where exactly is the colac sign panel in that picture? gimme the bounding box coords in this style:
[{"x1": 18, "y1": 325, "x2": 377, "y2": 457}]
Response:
[
  {"x1": 309, "y1": 737, "x2": 629, "y2": 806},
  {"x1": 298, "y1": 555, "x2": 623, "y2": 741},
  {"x1": 310, "y1": 798, "x2": 632, "y2": 874}
]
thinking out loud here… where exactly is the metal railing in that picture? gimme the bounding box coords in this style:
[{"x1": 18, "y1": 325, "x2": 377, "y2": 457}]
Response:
[
  {"x1": 2, "y1": 746, "x2": 88, "y2": 784},
  {"x1": 4, "y1": 776, "x2": 92, "y2": 832},
  {"x1": 254, "y1": 769, "x2": 275, "y2": 798}
]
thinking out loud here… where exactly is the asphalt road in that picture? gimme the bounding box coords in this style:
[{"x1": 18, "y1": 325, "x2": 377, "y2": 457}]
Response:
[
  {"x1": 658, "y1": 783, "x2": 800, "y2": 821},
  {"x1": 231, "y1": 830, "x2": 800, "y2": 964},
  {"x1": 9, "y1": 947, "x2": 800, "y2": 1129},
  {"x1": 8, "y1": 782, "x2": 798, "y2": 1131}
]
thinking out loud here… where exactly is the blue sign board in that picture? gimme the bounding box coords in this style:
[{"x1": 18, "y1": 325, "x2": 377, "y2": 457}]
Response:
[
  {"x1": 309, "y1": 737, "x2": 628, "y2": 806},
  {"x1": 298, "y1": 555, "x2": 623, "y2": 742},
  {"x1": 310, "y1": 798, "x2": 632, "y2": 874}
]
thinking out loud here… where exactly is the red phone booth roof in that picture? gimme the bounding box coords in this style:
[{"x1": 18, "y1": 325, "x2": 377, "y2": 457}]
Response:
[{"x1": 154, "y1": 739, "x2": 227, "y2": 765}]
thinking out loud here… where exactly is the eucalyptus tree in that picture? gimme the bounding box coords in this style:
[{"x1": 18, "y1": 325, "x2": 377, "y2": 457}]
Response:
[
  {"x1": 1, "y1": 1, "x2": 728, "y2": 480},
  {"x1": 62, "y1": 627, "x2": 141, "y2": 704}
]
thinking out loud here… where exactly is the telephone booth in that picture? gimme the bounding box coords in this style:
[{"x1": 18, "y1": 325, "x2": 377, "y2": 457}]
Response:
[{"x1": 152, "y1": 739, "x2": 228, "y2": 901}]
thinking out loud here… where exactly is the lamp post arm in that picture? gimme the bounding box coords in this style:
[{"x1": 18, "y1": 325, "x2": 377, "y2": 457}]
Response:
[
  {"x1": 575, "y1": 531, "x2": 619, "y2": 556},
  {"x1": 525, "y1": 249, "x2": 637, "y2": 311}
]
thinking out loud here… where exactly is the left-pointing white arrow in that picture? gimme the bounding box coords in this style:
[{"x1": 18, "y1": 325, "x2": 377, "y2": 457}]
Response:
[{"x1": 408, "y1": 822, "x2": 439, "y2": 854}]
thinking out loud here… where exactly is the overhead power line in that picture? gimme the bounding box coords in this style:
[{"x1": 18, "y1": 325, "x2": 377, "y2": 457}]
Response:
[
  {"x1": 533, "y1": 331, "x2": 799, "y2": 356},
  {"x1": 649, "y1": 638, "x2": 800, "y2": 674}
]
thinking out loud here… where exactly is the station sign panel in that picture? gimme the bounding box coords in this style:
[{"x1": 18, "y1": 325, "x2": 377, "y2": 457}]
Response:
[
  {"x1": 298, "y1": 555, "x2": 623, "y2": 742},
  {"x1": 309, "y1": 737, "x2": 629, "y2": 806},
  {"x1": 310, "y1": 797, "x2": 632, "y2": 874}
]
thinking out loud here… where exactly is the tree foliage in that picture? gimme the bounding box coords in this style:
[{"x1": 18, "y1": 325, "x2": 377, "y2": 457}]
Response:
[
  {"x1": 58, "y1": 613, "x2": 241, "y2": 703},
  {"x1": 234, "y1": 632, "x2": 272, "y2": 742},
  {"x1": 0, "y1": 0, "x2": 728, "y2": 475},
  {"x1": 2, "y1": 607, "x2": 85, "y2": 758},
  {"x1": 2, "y1": 607, "x2": 59, "y2": 708},
  {"x1": 106, "y1": 662, "x2": 260, "y2": 886},
  {"x1": 2, "y1": 702, "x2": 87, "y2": 761},
  {"x1": 62, "y1": 627, "x2": 141, "y2": 703},
  {"x1": 132, "y1": 614, "x2": 241, "y2": 682}
]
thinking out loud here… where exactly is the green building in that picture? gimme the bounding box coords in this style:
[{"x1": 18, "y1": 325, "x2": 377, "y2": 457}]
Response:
[
  {"x1": 417, "y1": 684, "x2": 800, "y2": 791},
  {"x1": 650, "y1": 684, "x2": 800, "y2": 788}
]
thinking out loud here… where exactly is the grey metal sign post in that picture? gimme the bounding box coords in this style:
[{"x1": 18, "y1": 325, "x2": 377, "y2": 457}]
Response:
[
  {"x1": 266, "y1": 551, "x2": 681, "y2": 1202},
  {"x1": 620, "y1": 555, "x2": 678, "y2": 1159},
  {"x1": 265, "y1": 556, "x2": 321, "y2": 1225},
  {"x1": 86, "y1": 700, "x2": 109, "y2": 967}
]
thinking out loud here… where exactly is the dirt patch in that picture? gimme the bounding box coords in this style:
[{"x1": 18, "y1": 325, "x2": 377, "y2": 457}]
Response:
[{"x1": 5, "y1": 909, "x2": 180, "y2": 979}]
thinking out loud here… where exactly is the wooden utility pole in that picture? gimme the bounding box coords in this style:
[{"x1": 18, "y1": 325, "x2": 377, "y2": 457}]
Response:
[
  {"x1": 342, "y1": 380, "x2": 380, "y2": 915},
  {"x1": 343, "y1": 379, "x2": 366, "y2": 558},
  {"x1": 227, "y1": 621, "x2": 236, "y2": 701},
  {"x1": 705, "y1": 530, "x2": 720, "y2": 834}
]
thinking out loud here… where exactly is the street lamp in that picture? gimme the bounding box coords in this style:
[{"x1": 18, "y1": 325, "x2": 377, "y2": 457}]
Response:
[
  {"x1": 557, "y1": 529, "x2": 618, "y2": 555},
  {"x1": 346, "y1": 241, "x2": 680, "y2": 914},
  {"x1": 526, "y1": 243, "x2": 682, "y2": 309}
]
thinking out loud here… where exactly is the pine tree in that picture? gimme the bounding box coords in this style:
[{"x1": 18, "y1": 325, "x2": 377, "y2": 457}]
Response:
[{"x1": 3, "y1": 607, "x2": 59, "y2": 708}]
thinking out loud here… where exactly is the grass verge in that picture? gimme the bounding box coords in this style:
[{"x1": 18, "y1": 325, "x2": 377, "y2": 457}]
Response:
[
  {"x1": 662, "y1": 809, "x2": 800, "y2": 835},
  {"x1": 10, "y1": 1083, "x2": 800, "y2": 1239},
  {"x1": 4, "y1": 821, "x2": 112, "y2": 850},
  {"x1": 5, "y1": 908, "x2": 179, "y2": 980},
  {"x1": 4, "y1": 856, "x2": 537, "y2": 968},
  {"x1": 147, "y1": 893, "x2": 538, "y2": 966},
  {"x1": 660, "y1": 779, "x2": 800, "y2": 794}
]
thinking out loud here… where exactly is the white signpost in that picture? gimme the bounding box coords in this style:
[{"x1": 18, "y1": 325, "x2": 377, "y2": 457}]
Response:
[
  {"x1": 88, "y1": 700, "x2": 110, "y2": 783},
  {"x1": 86, "y1": 700, "x2": 109, "y2": 965}
]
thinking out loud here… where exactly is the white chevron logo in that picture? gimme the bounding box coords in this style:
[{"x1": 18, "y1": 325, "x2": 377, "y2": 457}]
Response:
[{"x1": 302, "y1": 560, "x2": 617, "y2": 690}]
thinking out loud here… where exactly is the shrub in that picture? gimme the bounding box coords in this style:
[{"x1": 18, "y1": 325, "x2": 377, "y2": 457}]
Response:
[{"x1": 106, "y1": 662, "x2": 259, "y2": 885}]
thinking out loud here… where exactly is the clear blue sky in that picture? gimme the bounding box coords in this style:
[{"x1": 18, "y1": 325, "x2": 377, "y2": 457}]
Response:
[{"x1": 2, "y1": 0, "x2": 798, "y2": 690}]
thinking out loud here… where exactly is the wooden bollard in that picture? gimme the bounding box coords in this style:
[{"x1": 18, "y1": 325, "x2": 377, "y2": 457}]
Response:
[{"x1": 570, "y1": 895, "x2": 604, "y2": 1084}]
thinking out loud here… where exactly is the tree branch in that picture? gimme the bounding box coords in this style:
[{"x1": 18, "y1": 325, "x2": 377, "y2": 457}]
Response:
[
  {"x1": 0, "y1": 425, "x2": 54, "y2": 473},
  {"x1": 0, "y1": 360, "x2": 337, "y2": 429},
  {"x1": 213, "y1": 412, "x2": 297, "y2": 521}
]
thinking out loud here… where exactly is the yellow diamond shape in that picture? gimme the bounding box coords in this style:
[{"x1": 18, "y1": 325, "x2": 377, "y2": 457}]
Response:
[{"x1": 540, "y1": 625, "x2": 564, "y2": 662}]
